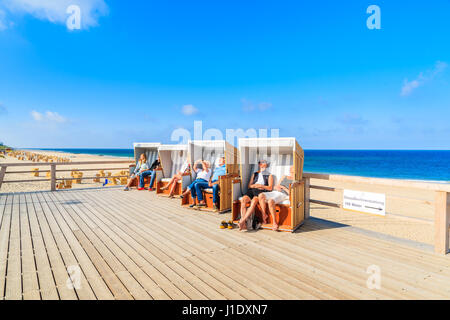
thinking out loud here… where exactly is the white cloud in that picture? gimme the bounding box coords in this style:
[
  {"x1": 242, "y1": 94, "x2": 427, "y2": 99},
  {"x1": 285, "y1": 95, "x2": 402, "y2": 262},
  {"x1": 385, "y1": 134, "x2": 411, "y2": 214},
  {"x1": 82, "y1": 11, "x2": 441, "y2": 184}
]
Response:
[
  {"x1": 0, "y1": 9, "x2": 7, "y2": 30},
  {"x1": 1, "y1": 0, "x2": 108, "y2": 30},
  {"x1": 401, "y1": 61, "x2": 447, "y2": 96},
  {"x1": 181, "y1": 104, "x2": 199, "y2": 116},
  {"x1": 401, "y1": 79, "x2": 420, "y2": 96},
  {"x1": 30, "y1": 110, "x2": 43, "y2": 121},
  {"x1": 241, "y1": 99, "x2": 272, "y2": 112},
  {"x1": 31, "y1": 110, "x2": 67, "y2": 123},
  {"x1": 45, "y1": 111, "x2": 66, "y2": 122}
]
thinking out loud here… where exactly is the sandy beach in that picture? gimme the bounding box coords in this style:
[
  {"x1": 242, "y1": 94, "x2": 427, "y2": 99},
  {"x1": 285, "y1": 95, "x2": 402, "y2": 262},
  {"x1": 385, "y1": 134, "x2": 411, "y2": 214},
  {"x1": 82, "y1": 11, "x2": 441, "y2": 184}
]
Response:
[
  {"x1": 0, "y1": 149, "x2": 133, "y2": 194},
  {"x1": 309, "y1": 176, "x2": 436, "y2": 245},
  {"x1": 0, "y1": 149, "x2": 437, "y2": 246}
]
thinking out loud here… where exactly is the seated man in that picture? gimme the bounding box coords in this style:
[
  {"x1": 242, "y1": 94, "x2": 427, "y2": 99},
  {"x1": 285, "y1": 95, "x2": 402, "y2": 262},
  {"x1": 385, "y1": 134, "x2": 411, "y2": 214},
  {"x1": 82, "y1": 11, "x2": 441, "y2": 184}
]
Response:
[
  {"x1": 160, "y1": 159, "x2": 190, "y2": 198},
  {"x1": 202, "y1": 156, "x2": 226, "y2": 212},
  {"x1": 139, "y1": 156, "x2": 161, "y2": 191},
  {"x1": 238, "y1": 160, "x2": 273, "y2": 231},
  {"x1": 180, "y1": 159, "x2": 211, "y2": 208},
  {"x1": 261, "y1": 166, "x2": 295, "y2": 231}
]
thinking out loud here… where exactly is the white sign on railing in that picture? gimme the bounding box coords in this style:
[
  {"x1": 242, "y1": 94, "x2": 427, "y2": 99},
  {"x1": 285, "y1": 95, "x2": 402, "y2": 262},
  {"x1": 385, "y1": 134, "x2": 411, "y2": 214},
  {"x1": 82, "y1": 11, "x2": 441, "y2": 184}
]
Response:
[{"x1": 343, "y1": 189, "x2": 386, "y2": 216}]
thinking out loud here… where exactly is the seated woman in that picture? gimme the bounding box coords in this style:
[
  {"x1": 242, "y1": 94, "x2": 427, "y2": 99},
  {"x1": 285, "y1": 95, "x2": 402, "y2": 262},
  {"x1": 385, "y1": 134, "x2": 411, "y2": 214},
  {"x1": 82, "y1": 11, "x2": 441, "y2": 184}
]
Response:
[
  {"x1": 124, "y1": 153, "x2": 149, "y2": 191},
  {"x1": 238, "y1": 160, "x2": 273, "y2": 231},
  {"x1": 180, "y1": 159, "x2": 211, "y2": 208},
  {"x1": 260, "y1": 166, "x2": 295, "y2": 231},
  {"x1": 195, "y1": 156, "x2": 226, "y2": 211},
  {"x1": 160, "y1": 159, "x2": 190, "y2": 198}
]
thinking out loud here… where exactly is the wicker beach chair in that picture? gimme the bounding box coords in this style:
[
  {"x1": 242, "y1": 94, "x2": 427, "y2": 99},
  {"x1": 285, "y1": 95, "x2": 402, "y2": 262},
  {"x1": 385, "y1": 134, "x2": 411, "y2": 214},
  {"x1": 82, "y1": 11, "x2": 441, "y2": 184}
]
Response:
[
  {"x1": 232, "y1": 137, "x2": 306, "y2": 232},
  {"x1": 155, "y1": 144, "x2": 191, "y2": 196},
  {"x1": 181, "y1": 140, "x2": 239, "y2": 213},
  {"x1": 131, "y1": 142, "x2": 161, "y2": 189}
]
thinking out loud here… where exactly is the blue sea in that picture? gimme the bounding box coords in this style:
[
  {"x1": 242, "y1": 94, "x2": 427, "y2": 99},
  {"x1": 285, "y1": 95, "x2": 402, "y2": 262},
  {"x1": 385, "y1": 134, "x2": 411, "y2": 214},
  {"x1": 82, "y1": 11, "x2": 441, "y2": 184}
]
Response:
[{"x1": 34, "y1": 149, "x2": 450, "y2": 182}]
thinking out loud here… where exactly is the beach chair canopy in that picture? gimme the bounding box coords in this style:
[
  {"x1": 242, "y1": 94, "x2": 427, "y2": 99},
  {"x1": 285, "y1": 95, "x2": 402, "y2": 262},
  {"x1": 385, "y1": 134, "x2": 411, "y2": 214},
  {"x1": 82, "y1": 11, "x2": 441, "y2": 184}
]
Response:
[
  {"x1": 133, "y1": 142, "x2": 161, "y2": 167},
  {"x1": 158, "y1": 144, "x2": 189, "y2": 178},
  {"x1": 188, "y1": 140, "x2": 238, "y2": 178},
  {"x1": 238, "y1": 137, "x2": 304, "y2": 195}
]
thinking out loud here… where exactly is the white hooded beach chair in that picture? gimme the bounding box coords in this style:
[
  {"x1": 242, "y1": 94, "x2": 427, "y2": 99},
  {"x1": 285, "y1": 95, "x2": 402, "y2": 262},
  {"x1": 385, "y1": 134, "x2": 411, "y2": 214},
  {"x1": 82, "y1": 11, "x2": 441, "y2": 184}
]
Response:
[
  {"x1": 131, "y1": 142, "x2": 161, "y2": 188},
  {"x1": 181, "y1": 140, "x2": 239, "y2": 212},
  {"x1": 155, "y1": 144, "x2": 191, "y2": 196},
  {"x1": 232, "y1": 137, "x2": 305, "y2": 232}
]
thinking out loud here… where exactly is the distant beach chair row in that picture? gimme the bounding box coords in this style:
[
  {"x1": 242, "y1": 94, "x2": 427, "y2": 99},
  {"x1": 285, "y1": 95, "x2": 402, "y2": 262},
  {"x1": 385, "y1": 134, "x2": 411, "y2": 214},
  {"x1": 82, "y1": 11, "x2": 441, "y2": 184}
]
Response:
[
  {"x1": 128, "y1": 138, "x2": 306, "y2": 232},
  {"x1": 7, "y1": 150, "x2": 70, "y2": 163}
]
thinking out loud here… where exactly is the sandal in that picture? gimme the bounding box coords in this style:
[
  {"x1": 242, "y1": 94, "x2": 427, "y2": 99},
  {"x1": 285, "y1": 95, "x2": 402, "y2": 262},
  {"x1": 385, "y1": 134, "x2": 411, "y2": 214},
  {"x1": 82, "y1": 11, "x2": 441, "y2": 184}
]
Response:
[
  {"x1": 227, "y1": 221, "x2": 234, "y2": 229},
  {"x1": 220, "y1": 221, "x2": 228, "y2": 229}
]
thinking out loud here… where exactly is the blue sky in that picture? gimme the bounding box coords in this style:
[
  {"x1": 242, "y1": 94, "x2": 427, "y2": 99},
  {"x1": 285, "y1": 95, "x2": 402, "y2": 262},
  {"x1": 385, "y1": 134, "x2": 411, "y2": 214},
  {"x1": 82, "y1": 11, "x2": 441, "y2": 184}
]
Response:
[{"x1": 0, "y1": 0, "x2": 449, "y2": 149}]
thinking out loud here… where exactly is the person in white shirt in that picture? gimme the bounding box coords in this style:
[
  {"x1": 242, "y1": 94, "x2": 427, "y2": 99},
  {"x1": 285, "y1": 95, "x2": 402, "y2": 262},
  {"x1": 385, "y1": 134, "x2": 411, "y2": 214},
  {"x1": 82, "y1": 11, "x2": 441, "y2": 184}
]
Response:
[
  {"x1": 261, "y1": 166, "x2": 295, "y2": 231},
  {"x1": 180, "y1": 159, "x2": 211, "y2": 208},
  {"x1": 124, "y1": 153, "x2": 149, "y2": 191},
  {"x1": 160, "y1": 159, "x2": 190, "y2": 198}
]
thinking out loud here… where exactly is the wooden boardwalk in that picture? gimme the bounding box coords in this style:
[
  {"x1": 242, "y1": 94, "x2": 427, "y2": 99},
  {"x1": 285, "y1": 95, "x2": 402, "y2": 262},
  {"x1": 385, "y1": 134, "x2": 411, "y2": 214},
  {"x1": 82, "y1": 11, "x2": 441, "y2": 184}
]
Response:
[{"x1": 0, "y1": 187, "x2": 449, "y2": 300}]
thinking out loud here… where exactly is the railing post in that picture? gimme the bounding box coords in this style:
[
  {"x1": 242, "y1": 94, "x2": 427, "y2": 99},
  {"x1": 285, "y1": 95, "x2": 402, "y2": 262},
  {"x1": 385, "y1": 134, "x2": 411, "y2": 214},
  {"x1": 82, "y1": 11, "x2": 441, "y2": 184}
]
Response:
[
  {"x1": 50, "y1": 164, "x2": 56, "y2": 191},
  {"x1": 0, "y1": 166, "x2": 6, "y2": 190},
  {"x1": 434, "y1": 191, "x2": 449, "y2": 255},
  {"x1": 304, "y1": 177, "x2": 310, "y2": 219}
]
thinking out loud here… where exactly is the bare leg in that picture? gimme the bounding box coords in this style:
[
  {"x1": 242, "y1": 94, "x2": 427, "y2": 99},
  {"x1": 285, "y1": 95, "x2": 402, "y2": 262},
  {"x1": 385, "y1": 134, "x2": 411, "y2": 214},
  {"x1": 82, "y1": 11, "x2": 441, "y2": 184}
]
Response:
[
  {"x1": 240, "y1": 196, "x2": 250, "y2": 219},
  {"x1": 126, "y1": 175, "x2": 137, "y2": 188},
  {"x1": 160, "y1": 180, "x2": 172, "y2": 191},
  {"x1": 168, "y1": 177, "x2": 180, "y2": 197},
  {"x1": 161, "y1": 175, "x2": 177, "y2": 191},
  {"x1": 239, "y1": 195, "x2": 251, "y2": 230},
  {"x1": 168, "y1": 182, "x2": 176, "y2": 197},
  {"x1": 258, "y1": 193, "x2": 268, "y2": 224},
  {"x1": 181, "y1": 178, "x2": 194, "y2": 198},
  {"x1": 239, "y1": 197, "x2": 258, "y2": 231},
  {"x1": 268, "y1": 199, "x2": 278, "y2": 231}
]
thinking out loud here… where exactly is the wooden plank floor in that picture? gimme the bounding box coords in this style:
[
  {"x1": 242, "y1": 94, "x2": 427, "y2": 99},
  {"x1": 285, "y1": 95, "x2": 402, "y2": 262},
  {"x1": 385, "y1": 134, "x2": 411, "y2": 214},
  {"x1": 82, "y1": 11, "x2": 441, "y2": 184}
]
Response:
[{"x1": 0, "y1": 188, "x2": 449, "y2": 300}]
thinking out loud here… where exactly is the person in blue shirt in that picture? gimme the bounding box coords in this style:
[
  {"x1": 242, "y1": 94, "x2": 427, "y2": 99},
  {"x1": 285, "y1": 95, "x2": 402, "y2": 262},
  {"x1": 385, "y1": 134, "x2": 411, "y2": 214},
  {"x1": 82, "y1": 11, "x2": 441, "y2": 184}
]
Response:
[{"x1": 206, "y1": 156, "x2": 227, "y2": 211}]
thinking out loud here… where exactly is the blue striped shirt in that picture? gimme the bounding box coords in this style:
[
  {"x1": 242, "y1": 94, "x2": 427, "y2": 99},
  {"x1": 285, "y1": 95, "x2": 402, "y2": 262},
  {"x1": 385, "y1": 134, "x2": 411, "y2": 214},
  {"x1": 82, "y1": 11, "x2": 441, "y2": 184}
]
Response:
[{"x1": 211, "y1": 164, "x2": 226, "y2": 182}]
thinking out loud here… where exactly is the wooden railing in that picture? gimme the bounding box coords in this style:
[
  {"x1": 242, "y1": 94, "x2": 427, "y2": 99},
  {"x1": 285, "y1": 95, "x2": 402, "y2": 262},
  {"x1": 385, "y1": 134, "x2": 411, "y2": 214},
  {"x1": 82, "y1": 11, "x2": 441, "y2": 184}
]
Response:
[
  {"x1": 0, "y1": 160, "x2": 134, "y2": 191},
  {"x1": 1, "y1": 161, "x2": 448, "y2": 255},
  {"x1": 303, "y1": 172, "x2": 450, "y2": 255}
]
